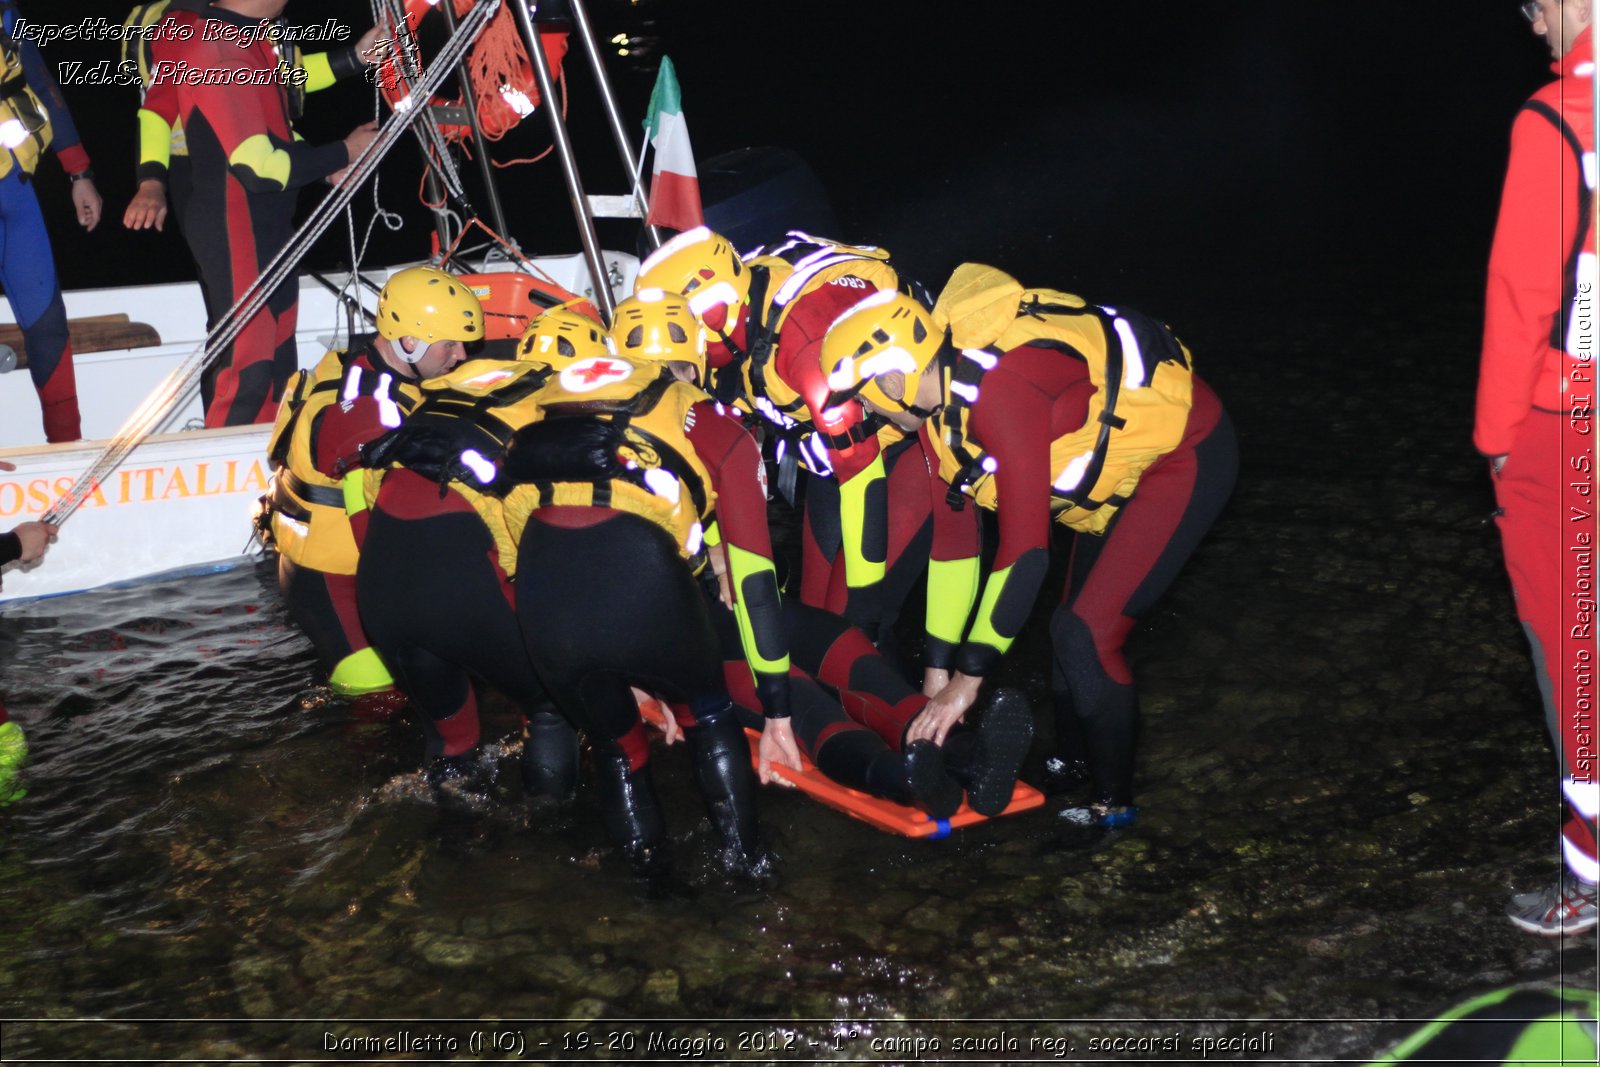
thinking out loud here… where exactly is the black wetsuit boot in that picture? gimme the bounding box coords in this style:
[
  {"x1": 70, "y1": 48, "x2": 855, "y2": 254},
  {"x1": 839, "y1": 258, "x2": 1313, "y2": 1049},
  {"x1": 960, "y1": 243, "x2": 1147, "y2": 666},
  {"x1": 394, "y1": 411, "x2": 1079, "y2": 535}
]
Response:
[
  {"x1": 591, "y1": 743, "x2": 667, "y2": 876},
  {"x1": 522, "y1": 707, "x2": 580, "y2": 809},
  {"x1": 685, "y1": 708, "x2": 773, "y2": 880},
  {"x1": 1043, "y1": 689, "x2": 1093, "y2": 796},
  {"x1": 1055, "y1": 682, "x2": 1139, "y2": 813},
  {"x1": 941, "y1": 688, "x2": 1035, "y2": 817},
  {"x1": 813, "y1": 729, "x2": 963, "y2": 819}
]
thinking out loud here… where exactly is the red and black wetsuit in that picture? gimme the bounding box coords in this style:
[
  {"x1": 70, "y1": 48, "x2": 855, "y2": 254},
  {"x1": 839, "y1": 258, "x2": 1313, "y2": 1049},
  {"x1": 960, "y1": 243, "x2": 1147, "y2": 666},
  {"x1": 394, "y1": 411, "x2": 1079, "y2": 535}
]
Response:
[
  {"x1": 142, "y1": 3, "x2": 350, "y2": 426},
  {"x1": 268, "y1": 342, "x2": 400, "y2": 710},
  {"x1": 130, "y1": 1, "x2": 365, "y2": 338},
  {"x1": 312, "y1": 351, "x2": 571, "y2": 791},
  {"x1": 928, "y1": 347, "x2": 1237, "y2": 809},
  {"x1": 511, "y1": 398, "x2": 776, "y2": 871},
  {"x1": 718, "y1": 276, "x2": 937, "y2": 645},
  {"x1": 515, "y1": 400, "x2": 787, "y2": 755}
]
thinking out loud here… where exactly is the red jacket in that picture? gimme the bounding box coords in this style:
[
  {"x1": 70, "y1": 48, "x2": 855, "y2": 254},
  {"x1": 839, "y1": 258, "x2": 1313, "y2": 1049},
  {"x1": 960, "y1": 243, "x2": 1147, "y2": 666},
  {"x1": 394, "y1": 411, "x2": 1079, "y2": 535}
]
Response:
[{"x1": 1477, "y1": 27, "x2": 1596, "y2": 457}]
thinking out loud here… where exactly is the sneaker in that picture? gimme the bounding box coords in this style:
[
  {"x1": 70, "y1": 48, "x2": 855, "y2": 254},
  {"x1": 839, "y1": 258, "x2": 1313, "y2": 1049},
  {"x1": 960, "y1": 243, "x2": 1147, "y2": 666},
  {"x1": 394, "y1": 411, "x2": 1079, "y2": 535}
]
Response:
[{"x1": 1505, "y1": 872, "x2": 1600, "y2": 936}]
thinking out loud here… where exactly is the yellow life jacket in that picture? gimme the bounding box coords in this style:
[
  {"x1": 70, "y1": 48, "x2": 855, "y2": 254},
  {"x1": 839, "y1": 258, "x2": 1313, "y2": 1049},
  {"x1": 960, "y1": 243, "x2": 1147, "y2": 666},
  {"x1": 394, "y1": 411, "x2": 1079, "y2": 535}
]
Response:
[
  {"x1": 0, "y1": 26, "x2": 52, "y2": 180},
  {"x1": 927, "y1": 263, "x2": 1195, "y2": 535},
  {"x1": 498, "y1": 355, "x2": 717, "y2": 572},
  {"x1": 358, "y1": 358, "x2": 552, "y2": 577},
  {"x1": 264, "y1": 347, "x2": 420, "y2": 574},
  {"x1": 734, "y1": 232, "x2": 903, "y2": 424}
]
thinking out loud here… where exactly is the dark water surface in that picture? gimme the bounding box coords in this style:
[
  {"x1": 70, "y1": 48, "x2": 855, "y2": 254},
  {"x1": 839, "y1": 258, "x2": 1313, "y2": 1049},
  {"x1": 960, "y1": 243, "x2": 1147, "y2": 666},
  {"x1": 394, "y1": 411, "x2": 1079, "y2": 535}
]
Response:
[{"x1": 1, "y1": 282, "x2": 1594, "y2": 1063}]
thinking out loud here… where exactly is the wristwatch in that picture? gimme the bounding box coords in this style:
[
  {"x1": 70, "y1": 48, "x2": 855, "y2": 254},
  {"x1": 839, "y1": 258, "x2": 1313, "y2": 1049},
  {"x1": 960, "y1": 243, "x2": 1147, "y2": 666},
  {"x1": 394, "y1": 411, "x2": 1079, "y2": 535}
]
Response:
[{"x1": 69, "y1": 169, "x2": 95, "y2": 183}]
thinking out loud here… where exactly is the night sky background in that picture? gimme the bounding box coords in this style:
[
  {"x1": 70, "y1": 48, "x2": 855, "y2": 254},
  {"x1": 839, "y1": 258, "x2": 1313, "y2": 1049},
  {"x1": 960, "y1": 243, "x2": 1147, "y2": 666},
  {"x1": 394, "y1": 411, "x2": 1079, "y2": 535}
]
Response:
[{"x1": 29, "y1": 0, "x2": 1555, "y2": 340}]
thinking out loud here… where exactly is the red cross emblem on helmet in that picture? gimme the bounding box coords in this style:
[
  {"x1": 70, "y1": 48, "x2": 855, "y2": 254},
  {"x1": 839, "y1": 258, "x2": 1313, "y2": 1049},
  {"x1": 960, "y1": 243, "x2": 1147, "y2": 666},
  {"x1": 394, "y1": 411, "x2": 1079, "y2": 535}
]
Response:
[{"x1": 561, "y1": 357, "x2": 633, "y2": 392}]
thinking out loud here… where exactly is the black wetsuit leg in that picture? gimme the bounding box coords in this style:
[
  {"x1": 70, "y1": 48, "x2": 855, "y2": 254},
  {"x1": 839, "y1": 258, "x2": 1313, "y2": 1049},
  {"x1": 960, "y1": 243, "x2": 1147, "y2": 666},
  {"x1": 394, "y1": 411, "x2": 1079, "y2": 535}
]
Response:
[
  {"x1": 278, "y1": 554, "x2": 362, "y2": 680},
  {"x1": 716, "y1": 600, "x2": 960, "y2": 817},
  {"x1": 516, "y1": 509, "x2": 766, "y2": 871},
  {"x1": 357, "y1": 507, "x2": 548, "y2": 762},
  {"x1": 1050, "y1": 411, "x2": 1239, "y2": 808}
]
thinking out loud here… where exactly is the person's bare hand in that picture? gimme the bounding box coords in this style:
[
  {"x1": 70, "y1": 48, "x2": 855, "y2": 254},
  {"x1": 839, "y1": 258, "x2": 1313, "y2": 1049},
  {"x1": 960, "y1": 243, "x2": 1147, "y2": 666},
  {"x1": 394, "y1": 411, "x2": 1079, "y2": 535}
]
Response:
[
  {"x1": 922, "y1": 666, "x2": 950, "y2": 699},
  {"x1": 344, "y1": 121, "x2": 380, "y2": 164},
  {"x1": 708, "y1": 541, "x2": 734, "y2": 609},
  {"x1": 634, "y1": 686, "x2": 681, "y2": 745},
  {"x1": 906, "y1": 672, "x2": 983, "y2": 746},
  {"x1": 11, "y1": 521, "x2": 57, "y2": 564},
  {"x1": 72, "y1": 179, "x2": 102, "y2": 231},
  {"x1": 123, "y1": 180, "x2": 168, "y2": 231},
  {"x1": 355, "y1": 23, "x2": 384, "y2": 64},
  {"x1": 757, "y1": 717, "x2": 802, "y2": 785}
]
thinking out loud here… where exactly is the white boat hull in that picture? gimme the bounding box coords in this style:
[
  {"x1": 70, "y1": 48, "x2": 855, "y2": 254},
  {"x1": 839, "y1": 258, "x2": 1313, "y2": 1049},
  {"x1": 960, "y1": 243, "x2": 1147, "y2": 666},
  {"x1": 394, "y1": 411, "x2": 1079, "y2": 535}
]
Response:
[
  {"x1": 0, "y1": 252, "x2": 638, "y2": 605},
  {"x1": 0, "y1": 425, "x2": 272, "y2": 601}
]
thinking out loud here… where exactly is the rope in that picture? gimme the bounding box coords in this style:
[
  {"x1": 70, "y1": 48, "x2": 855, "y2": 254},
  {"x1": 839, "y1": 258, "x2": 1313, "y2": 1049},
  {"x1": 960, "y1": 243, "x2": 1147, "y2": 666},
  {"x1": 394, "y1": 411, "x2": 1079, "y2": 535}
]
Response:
[
  {"x1": 42, "y1": 0, "x2": 504, "y2": 525},
  {"x1": 450, "y1": 0, "x2": 548, "y2": 142}
]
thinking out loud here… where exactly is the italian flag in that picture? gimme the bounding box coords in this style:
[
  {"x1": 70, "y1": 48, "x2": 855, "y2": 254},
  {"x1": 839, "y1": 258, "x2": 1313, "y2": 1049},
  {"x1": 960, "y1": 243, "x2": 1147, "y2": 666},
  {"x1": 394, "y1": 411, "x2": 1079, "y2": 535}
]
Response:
[{"x1": 643, "y1": 57, "x2": 704, "y2": 232}]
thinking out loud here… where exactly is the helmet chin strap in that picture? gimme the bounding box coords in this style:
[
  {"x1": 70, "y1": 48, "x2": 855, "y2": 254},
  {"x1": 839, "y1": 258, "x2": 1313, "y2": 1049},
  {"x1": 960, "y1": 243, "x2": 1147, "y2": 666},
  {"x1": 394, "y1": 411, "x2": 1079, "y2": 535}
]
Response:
[
  {"x1": 712, "y1": 326, "x2": 747, "y2": 364},
  {"x1": 904, "y1": 338, "x2": 956, "y2": 419},
  {"x1": 390, "y1": 337, "x2": 424, "y2": 377}
]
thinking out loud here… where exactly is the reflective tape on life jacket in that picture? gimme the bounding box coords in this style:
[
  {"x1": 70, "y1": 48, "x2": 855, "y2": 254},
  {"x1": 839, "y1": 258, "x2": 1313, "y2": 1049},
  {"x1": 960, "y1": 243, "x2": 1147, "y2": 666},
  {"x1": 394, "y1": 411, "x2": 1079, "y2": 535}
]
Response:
[
  {"x1": 359, "y1": 358, "x2": 552, "y2": 576},
  {"x1": 498, "y1": 356, "x2": 717, "y2": 571},
  {"x1": 0, "y1": 28, "x2": 51, "y2": 179},
  {"x1": 928, "y1": 268, "x2": 1194, "y2": 535},
  {"x1": 736, "y1": 233, "x2": 902, "y2": 423},
  {"x1": 265, "y1": 347, "x2": 418, "y2": 575}
]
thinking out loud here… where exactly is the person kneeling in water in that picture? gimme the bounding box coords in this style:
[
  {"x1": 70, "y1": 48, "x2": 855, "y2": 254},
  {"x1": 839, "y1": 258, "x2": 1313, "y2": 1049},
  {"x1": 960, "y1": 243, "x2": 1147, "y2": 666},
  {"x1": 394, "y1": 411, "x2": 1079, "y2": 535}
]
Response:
[
  {"x1": 313, "y1": 268, "x2": 578, "y2": 804},
  {"x1": 498, "y1": 291, "x2": 795, "y2": 878}
]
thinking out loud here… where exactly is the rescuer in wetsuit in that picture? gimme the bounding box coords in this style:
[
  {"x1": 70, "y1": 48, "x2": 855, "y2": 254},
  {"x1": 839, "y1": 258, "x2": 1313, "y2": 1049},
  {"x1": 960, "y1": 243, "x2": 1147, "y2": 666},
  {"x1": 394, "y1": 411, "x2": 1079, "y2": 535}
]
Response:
[
  {"x1": 121, "y1": 1, "x2": 380, "y2": 329},
  {"x1": 818, "y1": 271, "x2": 1238, "y2": 829},
  {"x1": 133, "y1": 0, "x2": 379, "y2": 426},
  {"x1": 309, "y1": 267, "x2": 577, "y2": 803},
  {"x1": 262, "y1": 272, "x2": 441, "y2": 717},
  {"x1": 498, "y1": 290, "x2": 797, "y2": 878},
  {"x1": 0, "y1": 0, "x2": 101, "y2": 443},
  {"x1": 714, "y1": 598, "x2": 1036, "y2": 818},
  {"x1": 636, "y1": 228, "x2": 937, "y2": 652}
]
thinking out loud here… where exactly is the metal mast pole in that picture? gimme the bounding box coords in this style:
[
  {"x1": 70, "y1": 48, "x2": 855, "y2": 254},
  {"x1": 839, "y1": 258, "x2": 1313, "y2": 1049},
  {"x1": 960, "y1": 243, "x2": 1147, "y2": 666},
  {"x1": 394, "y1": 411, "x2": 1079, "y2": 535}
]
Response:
[{"x1": 512, "y1": 0, "x2": 615, "y2": 318}]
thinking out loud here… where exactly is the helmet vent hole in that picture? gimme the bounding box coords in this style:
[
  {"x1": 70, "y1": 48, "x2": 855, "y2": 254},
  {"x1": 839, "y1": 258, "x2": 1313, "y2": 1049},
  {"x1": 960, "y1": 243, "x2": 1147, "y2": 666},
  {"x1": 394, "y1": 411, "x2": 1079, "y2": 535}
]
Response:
[
  {"x1": 626, "y1": 326, "x2": 644, "y2": 348},
  {"x1": 668, "y1": 323, "x2": 688, "y2": 343},
  {"x1": 913, "y1": 319, "x2": 927, "y2": 344}
]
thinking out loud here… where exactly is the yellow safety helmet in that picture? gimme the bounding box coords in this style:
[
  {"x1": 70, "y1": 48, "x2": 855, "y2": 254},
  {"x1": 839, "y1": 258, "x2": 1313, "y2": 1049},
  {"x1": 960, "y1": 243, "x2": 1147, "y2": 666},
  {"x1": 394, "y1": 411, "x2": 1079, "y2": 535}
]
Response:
[
  {"x1": 635, "y1": 226, "x2": 750, "y2": 329},
  {"x1": 517, "y1": 307, "x2": 614, "y2": 369},
  {"x1": 376, "y1": 266, "x2": 484, "y2": 361},
  {"x1": 820, "y1": 290, "x2": 943, "y2": 413},
  {"x1": 610, "y1": 288, "x2": 708, "y2": 384}
]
